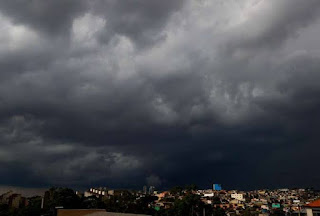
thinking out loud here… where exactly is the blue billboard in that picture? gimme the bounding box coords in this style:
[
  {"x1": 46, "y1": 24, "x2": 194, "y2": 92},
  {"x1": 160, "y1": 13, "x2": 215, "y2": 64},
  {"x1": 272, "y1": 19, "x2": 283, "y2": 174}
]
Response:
[{"x1": 213, "y1": 184, "x2": 222, "y2": 191}]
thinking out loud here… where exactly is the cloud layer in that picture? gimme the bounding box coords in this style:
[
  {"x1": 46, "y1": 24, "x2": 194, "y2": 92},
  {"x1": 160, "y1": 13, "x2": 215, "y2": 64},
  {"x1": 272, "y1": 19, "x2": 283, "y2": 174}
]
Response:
[{"x1": 1, "y1": 0, "x2": 320, "y2": 190}]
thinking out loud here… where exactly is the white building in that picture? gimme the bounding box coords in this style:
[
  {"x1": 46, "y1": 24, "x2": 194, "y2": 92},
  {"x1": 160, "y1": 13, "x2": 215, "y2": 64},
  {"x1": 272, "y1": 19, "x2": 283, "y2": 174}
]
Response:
[
  {"x1": 203, "y1": 193, "x2": 214, "y2": 197},
  {"x1": 231, "y1": 193, "x2": 244, "y2": 201}
]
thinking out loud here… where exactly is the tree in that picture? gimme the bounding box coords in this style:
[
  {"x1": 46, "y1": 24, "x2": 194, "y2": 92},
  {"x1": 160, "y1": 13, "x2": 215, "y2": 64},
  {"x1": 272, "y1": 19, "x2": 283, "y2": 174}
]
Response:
[
  {"x1": 21, "y1": 196, "x2": 43, "y2": 216},
  {"x1": 0, "y1": 204, "x2": 10, "y2": 216},
  {"x1": 43, "y1": 187, "x2": 81, "y2": 216},
  {"x1": 170, "y1": 193, "x2": 204, "y2": 216},
  {"x1": 185, "y1": 184, "x2": 198, "y2": 192},
  {"x1": 170, "y1": 186, "x2": 183, "y2": 196},
  {"x1": 81, "y1": 196, "x2": 105, "y2": 209},
  {"x1": 271, "y1": 209, "x2": 285, "y2": 216}
]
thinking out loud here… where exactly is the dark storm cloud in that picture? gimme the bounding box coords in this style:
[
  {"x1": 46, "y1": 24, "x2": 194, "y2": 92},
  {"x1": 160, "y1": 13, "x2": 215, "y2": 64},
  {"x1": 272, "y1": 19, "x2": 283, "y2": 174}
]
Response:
[
  {"x1": 0, "y1": 0, "x2": 185, "y2": 46},
  {"x1": 223, "y1": 0, "x2": 320, "y2": 53},
  {"x1": 1, "y1": 0, "x2": 320, "y2": 190},
  {"x1": 90, "y1": 0, "x2": 185, "y2": 46},
  {"x1": 0, "y1": 0, "x2": 87, "y2": 34}
]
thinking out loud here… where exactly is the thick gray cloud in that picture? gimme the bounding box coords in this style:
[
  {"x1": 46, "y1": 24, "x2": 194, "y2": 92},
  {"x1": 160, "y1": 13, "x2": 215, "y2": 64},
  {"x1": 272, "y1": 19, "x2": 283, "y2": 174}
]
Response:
[
  {"x1": 0, "y1": 0, "x2": 87, "y2": 34},
  {"x1": 1, "y1": 0, "x2": 320, "y2": 190}
]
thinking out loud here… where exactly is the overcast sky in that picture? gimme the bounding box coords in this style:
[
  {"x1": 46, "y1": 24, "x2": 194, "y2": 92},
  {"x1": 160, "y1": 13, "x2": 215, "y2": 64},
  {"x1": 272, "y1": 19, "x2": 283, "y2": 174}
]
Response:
[{"x1": 1, "y1": 0, "x2": 320, "y2": 190}]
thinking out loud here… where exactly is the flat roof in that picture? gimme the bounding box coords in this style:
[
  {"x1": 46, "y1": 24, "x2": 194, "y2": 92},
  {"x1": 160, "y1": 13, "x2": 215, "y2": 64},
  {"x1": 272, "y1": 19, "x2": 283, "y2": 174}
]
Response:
[{"x1": 57, "y1": 209, "x2": 151, "y2": 216}]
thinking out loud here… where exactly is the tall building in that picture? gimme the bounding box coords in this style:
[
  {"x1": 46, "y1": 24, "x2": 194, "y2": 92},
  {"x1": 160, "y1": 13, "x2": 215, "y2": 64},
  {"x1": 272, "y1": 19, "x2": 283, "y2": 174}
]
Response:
[
  {"x1": 143, "y1": 186, "x2": 147, "y2": 195},
  {"x1": 149, "y1": 186, "x2": 155, "y2": 195}
]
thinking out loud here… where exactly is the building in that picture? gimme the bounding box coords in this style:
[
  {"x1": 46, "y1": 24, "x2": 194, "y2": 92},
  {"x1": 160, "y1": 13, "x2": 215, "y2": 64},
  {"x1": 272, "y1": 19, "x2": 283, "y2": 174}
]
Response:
[
  {"x1": 231, "y1": 193, "x2": 244, "y2": 201},
  {"x1": 57, "y1": 209, "x2": 151, "y2": 216},
  {"x1": 8, "y1": 194, "x2": 22, "y2": 208},
  {"x1": 0, "y1": 191, "x2": 28, "y2": 208},
  {"x1": 272, "y1": 203, "x2": 281, "y2": 209},
  {"x1": 148, "y1": 186, "x2": 155, "y2": 195},
  {"x1": 156, "y1": 191, "x2": 169, "y2": 199},
  {"x1": 0, "y1": 191, "x2": 14, "y2": 204},
  {"x1": 143, "y1": 186, "x2": 147, "y2": 195},
  {"x1": 84, "y1": 191, "x2": 95, "y2": 198},
  {"x1": 305, "y1": 199, "x2": 320, "y2": 216},
  {"x1": 85, "y1": 188, "x2": 124, "y2": 197},
  {"x1": 203, "y1": 193, "x2": 214, "y2": 197}
]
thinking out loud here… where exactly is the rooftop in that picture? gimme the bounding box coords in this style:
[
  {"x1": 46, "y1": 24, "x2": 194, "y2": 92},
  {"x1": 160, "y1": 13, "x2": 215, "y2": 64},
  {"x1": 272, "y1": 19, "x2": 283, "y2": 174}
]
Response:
[
  {"x1": 305, "y1": 199, "x2": 320, "y2": 208},
  {"x1": 57, "y1": 209, "x2": 151, "y2": 216}
]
